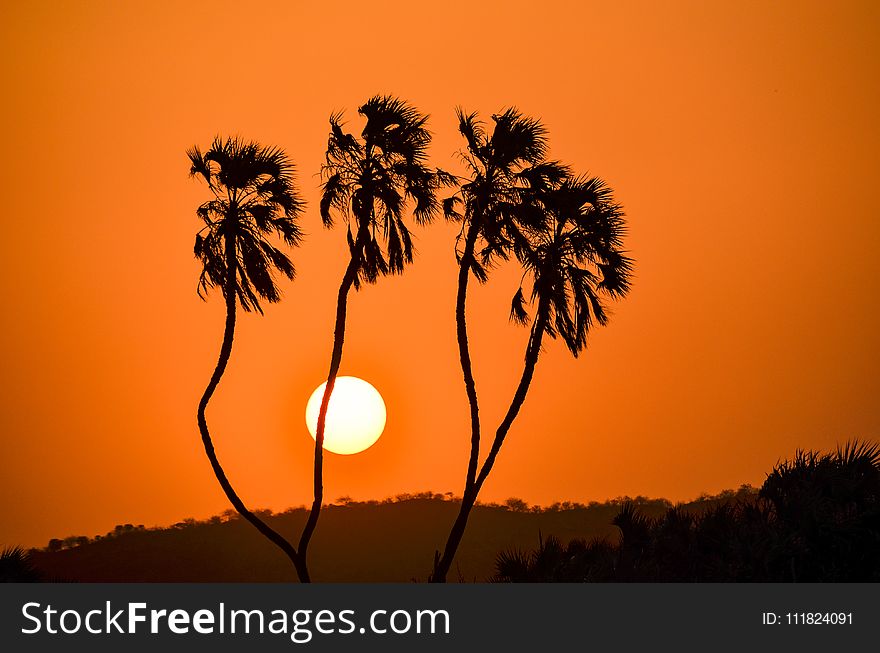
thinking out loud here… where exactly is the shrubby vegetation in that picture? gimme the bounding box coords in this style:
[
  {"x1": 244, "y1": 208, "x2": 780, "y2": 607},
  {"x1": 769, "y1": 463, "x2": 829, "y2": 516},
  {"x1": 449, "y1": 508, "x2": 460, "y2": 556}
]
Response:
[
  {"x1": 493, "y1": 442, "x2": 880, "y2": 582},
  {"x1": 0, "y1": 546, "x2": 42, "y2": 582}
]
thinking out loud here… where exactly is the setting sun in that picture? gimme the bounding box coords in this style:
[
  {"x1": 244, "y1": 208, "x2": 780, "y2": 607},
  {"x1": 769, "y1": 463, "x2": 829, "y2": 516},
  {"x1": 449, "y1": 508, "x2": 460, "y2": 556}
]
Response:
[{"x1": 305, "y1": 376, "x2": 387, "y2": 455}]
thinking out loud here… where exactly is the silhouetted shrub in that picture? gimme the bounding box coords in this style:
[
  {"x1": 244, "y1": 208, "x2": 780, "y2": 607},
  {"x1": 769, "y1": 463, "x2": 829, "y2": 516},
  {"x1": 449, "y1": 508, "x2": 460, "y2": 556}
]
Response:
[
  {"x1": 493, "y1": 441, "x2": 880, "y2": 582},
  {"x1": 1, "y1": 547, "x2": 42, "y2": 582}
]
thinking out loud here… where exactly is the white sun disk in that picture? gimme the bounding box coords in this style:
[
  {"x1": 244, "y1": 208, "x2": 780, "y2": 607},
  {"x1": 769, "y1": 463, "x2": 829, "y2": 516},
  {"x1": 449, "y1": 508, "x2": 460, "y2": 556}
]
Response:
[{"x1": 305, "y1": 376, "x2": 387, "y2": 455}]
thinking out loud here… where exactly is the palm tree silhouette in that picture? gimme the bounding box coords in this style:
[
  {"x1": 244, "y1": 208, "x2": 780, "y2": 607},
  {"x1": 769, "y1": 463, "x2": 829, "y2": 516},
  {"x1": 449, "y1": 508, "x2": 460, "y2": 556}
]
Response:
[
  {"x1": 432, "y1": 173, "x2": 632, "y2": 581},
  {"x1": 188, "y1": 136, "x2": 309, "y2": 581},
  {"x1": 431, "y1": 109, "x2": 567, "y2": 582},
  {"x1": 299, "y1": 95, "x2": 442, "y2": 568}
]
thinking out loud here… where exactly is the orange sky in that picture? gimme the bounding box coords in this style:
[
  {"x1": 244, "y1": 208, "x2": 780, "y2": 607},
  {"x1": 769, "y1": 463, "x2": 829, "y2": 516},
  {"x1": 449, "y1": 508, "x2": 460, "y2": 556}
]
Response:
[{"x1": 1, "y1": 1, "x2": 878, "y2": 548}]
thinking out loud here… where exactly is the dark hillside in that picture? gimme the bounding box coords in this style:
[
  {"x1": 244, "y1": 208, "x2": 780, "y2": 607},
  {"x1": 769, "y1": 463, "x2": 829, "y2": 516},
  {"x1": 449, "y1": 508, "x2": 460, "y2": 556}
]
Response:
[{"x1": 26, "y1": 492, "x2": 750, "y2": 582}]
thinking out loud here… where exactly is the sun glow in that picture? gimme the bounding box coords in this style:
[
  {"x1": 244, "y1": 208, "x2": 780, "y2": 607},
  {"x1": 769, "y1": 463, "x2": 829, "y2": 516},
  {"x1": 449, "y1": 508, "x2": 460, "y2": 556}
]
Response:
[{"x1": 305, "y1": 376, "x2": 387, "y2": 455}]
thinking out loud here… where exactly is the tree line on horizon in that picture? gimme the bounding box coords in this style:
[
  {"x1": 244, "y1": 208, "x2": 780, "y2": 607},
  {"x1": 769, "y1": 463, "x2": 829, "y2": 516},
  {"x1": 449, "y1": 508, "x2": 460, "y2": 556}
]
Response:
[
  {"x1": 187, "y1": 94, "x2": 633, "y2": 583},
  {"x1": 4, "y1": 486, "x2": 752, "y2": 582},
  {"x1": 30, "y1": 490, "x2": 735, "y2": 555},
  {"x1": 6, "y1": 440, "x2": 877, "y2": 582}
]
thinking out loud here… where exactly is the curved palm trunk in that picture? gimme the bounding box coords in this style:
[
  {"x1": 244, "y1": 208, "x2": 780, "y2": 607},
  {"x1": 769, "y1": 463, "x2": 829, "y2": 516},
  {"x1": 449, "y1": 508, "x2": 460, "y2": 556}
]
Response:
[
  {"x1": 429, "y1": 223, "x2": 482, "y2": 582},
  {"x1": 457, "y1": 223, "x2": 483, "y2": 490},
  {"x1": 197, "y1": 238, "x2": 309, "y2": 582},
  {"x1": 431, "y1": 306, "x2": 548, "y2": 582},
  {"x1": 297, "y1": 250, "x2": 361, "y2": 565}
]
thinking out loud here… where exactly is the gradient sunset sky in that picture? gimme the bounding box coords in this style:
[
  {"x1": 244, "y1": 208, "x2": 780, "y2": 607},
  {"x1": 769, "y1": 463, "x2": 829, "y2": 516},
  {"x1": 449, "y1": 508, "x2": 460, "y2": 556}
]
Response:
[{"x1": 1, "y1": 1, "x2": 878, "y2": 548}]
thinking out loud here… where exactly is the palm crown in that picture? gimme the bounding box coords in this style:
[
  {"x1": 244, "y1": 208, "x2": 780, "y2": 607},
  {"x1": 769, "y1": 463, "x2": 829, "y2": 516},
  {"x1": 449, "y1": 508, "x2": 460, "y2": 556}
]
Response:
[
  {"x1": 320, "y1": 95, "x2": 441, "y2": 288},
  {"x1": 188, "y1": 136, "x2": 305, "y2": 313},
  {"x1": 511, "y1": 175, "x2": 633, "y2": 356},
  {"x1": 446, "y1": 108, "x2": 569, "y2": 281}
]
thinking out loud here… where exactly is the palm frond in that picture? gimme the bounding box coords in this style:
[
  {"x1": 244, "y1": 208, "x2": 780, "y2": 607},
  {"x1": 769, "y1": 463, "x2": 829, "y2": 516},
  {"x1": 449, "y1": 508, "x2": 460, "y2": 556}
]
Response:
[
  {"x1": 435, "y1": 168, "x2": 461, "y2": 188},
  {"x1": 510, "y1": 287, "x2": 530, "y2": 325},
  {"x1": 457, "y1": 108, "x2": 486, "y2": 156},
  {"x1": 442, "y1": 195, "x2": 463, "y2": 222},
  {"x1": 490, "y1": 108, "x2": 548, "y2": 167}
]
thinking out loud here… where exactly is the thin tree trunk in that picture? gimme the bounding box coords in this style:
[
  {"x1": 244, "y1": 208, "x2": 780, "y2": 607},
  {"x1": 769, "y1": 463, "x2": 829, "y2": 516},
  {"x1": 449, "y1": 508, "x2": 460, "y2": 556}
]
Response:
[
  {"x1": 197, "y1": 236, "x2": 309, "y2": 582},
  {"x1": 431, "y1": 305, "x2": 548, "y2": 582},
  {"x1": 429, "y1": 223, "x2": 482, "y2": 582},
  {"x1": 297, "y1": 242, "x2": 362, "y2": 564},
  {"x1": 458, "y1": 223, "x2": 483, "y2": 490},
  {"x1": 473, "y1": 307, "x2": 547, "y2": 495}
]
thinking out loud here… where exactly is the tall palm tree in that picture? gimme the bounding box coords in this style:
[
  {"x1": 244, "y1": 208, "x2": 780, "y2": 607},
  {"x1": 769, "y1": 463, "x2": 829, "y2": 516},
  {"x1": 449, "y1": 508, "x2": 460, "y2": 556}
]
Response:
[
  {"x1": 432, "y1": 174, "x2": 632, "y2": 581},
  {"x1": 188, "y1": 136, "x2": 309, "y2": 581},
  {"x1": 299, "y1": 95, "x2": 442, "y2": 566},
  {"x1": 430, "y1": 108, "x2": 567, "y2": 581}
]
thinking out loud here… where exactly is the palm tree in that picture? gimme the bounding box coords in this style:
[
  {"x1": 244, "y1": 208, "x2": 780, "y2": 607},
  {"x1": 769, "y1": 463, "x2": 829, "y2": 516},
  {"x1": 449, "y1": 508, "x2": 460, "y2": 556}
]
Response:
[
  {"x1": 432, "y1": 174, "x2": 633, "y2": 581},
  {"x1": 299, "y1": 95, "x2": 442, "y2": 566},
  {"x1": 188, "y1": 136, "x2": 309, "y2": 581},
  {"x1": 432, "y1": 109, "x2": 567, "y2": 581}
]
